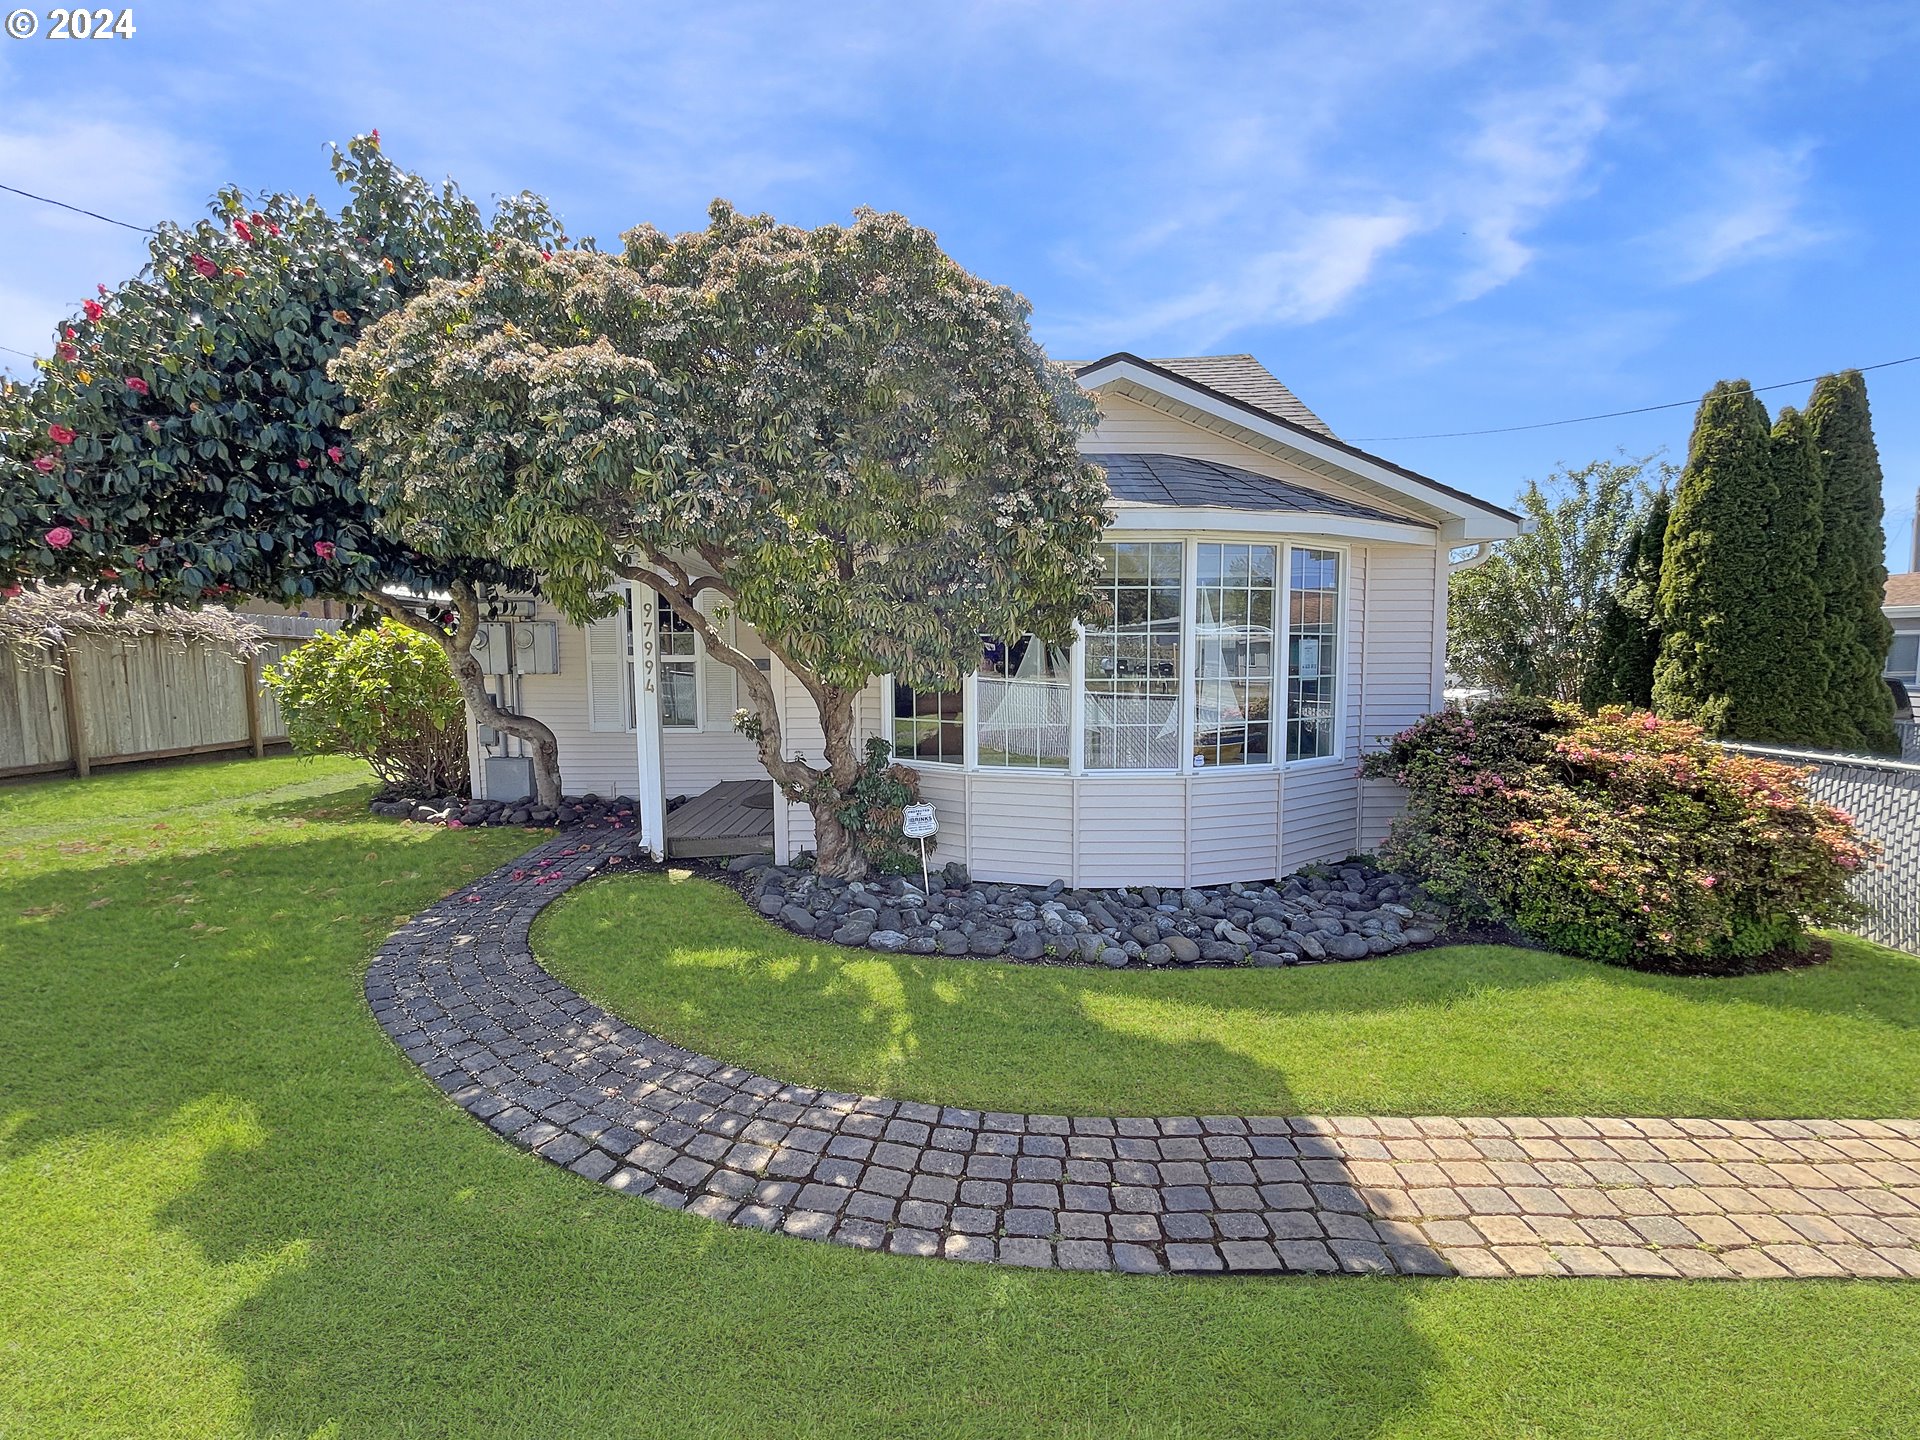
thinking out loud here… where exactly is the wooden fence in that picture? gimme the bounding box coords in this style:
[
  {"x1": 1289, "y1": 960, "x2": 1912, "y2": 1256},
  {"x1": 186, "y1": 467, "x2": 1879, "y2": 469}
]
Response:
[{"x1": 0, "y1": 631, "x2": 310, "y2": 781}]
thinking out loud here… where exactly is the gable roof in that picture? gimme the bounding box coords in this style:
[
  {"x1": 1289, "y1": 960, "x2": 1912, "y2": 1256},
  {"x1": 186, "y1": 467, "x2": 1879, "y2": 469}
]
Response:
[
  {"x1": 1091, "y1": 452, "x2": 1425, "y2": 526},
  {"x1": 1145, "y1": 356, "x2": 1336, "y2": 438},
  {"x1": 1889, "y1": 573, "x2": 1920, "y2": 610},
  {"x1": 1073, "y1": 351, "x2": 1523, "y2": 538}
]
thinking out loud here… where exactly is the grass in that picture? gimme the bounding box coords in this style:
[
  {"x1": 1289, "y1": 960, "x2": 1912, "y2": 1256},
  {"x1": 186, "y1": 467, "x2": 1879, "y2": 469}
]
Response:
[
  {"x1": 1, "y1": 756, "x2": 1918, "y2": 1438},
  {"x1": 536, "y1": 871, "x2": 1920, "y2": 1119}
]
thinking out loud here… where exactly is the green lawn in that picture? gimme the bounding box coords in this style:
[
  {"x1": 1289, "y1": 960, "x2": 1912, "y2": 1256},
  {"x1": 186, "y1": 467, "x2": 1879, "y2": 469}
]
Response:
[
  {"x1": 537, "y1": 871, "x2": 1920, "y2": 1119},
  {"x1": 4, "y1": 757, "x2": 1920, "y2": 1438}
]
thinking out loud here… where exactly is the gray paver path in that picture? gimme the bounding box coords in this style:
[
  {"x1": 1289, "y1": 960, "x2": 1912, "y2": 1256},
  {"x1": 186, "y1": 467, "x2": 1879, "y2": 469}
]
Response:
[{"x1": 366, "y1": 835, "x2": 1920, "y2": 1278}]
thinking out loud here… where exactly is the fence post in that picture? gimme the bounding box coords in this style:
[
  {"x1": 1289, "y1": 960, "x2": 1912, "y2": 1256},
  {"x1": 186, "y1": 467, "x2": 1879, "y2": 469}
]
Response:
[
  {"x1": 243, "y1": 655, "x2": 264, "y2": 758},
  {"x1": 59, "y1": 643, "x2": 90, "y2": 778}
]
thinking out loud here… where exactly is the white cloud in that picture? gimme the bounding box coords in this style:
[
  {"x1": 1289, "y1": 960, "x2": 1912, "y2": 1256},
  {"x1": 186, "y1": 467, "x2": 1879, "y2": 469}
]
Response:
[
  {"x1": 1047, "y1": 210, "x2": 1419, "y2": 353},
  {"x1": 1659, "y1": 141, "x2": 1830, "y2": 281},
  {"x1": 1447, "y1": 69, "x2": 1622, "y2": 298},
  {"x1": 0, "y1": 106, "x2": 214, "y2": 372}
]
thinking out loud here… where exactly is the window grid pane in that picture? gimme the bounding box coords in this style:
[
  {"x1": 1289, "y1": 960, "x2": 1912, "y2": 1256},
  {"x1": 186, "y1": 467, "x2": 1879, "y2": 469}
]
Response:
[
  {"x1": 1083, "y1": 541, "x2": 1183, "y2": 770},
  {"x1": 893, "y1": 681, "x2": 964, "y2": 764},
  {"x1": 656, "y1": 595, "x2": 698, "y2": 727},
  {"x1": 976, "y1": 634, "x2": 1071, "y2": 769},
  {"x1": 1193, "y1": 542, "x2": 1278, "y2": 766},
  {"x1": 1287, "y1": 548, "x2": 1340, "y2": 760}
]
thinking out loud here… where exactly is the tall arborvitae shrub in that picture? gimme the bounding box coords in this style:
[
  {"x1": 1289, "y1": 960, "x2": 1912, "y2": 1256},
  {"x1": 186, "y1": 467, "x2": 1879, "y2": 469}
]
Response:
[
  {"x1": 1808, "y1": 370, "x2": 1899, "y2": 753},
  {"x1": 1584, "y1": 486, "x2": 1670, "y2": 709},
  {"x1": 1654, "y1": 382, "x2": 1778, "y2": 737},
  {"x1": 1747, "y1": 406, "x2": 1828, "y2": 743}
]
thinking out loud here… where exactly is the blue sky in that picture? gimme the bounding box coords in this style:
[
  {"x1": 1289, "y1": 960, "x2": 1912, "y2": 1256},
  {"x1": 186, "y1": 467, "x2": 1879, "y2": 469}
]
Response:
[{"x1": 3, "y1": 1, "x2": 1918, "y2": 564}]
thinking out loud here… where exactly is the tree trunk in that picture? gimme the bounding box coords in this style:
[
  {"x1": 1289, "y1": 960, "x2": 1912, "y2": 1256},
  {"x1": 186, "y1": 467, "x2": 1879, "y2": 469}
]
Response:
[
  {"x1": 811, "y1": 686, "x2": 867, "y2": 880},
  {"x1": 364, "y1": 585, "x2": 565, "y2": 809}
]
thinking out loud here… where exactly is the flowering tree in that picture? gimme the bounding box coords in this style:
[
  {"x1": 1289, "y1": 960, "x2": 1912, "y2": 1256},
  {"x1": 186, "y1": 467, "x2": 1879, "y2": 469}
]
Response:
[
  {"x1": 0, "y1": 136, "x2": 570, "y2": 802},
  {"x1": 334, "y1": 203, "x2": 1111, "y2": 876}
]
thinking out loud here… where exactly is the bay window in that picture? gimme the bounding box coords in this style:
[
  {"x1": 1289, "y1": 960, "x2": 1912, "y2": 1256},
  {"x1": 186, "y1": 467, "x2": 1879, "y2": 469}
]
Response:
[
  {"x1": 1083, "y1": 541, "x2": 1183, "y2": 769},
  {"x1": 1286, "y1": 548, "x2": 1341, "y2": 760},
  {"x1": 883, "y1": 536, "x2": 1345, "y2": 774}
]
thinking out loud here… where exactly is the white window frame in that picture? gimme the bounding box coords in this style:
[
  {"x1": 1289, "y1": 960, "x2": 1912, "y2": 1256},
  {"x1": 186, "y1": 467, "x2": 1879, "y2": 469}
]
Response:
[
  {"x1": 970, "y1": 632, "x2": 1075, "y2": 773},
  {"x1": 1189, "y1": 538, "x2": 1286, "y2": 772},
  {"x1": 1888, "y1": 632, "x2": 1920, "y2": 687},
  {"x1": 1281, "y1": 539, "x2": 1350, "y2": 768},
  {"x1": 655, "y1": 592, "x2": 703, "y2": 731}
]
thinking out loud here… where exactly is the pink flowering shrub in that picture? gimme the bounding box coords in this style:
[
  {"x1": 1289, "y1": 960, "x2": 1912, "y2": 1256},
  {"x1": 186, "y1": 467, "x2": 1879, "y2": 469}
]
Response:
[{"x1": 1361, "y1": 700, "x2": 1872, "y2": 972}]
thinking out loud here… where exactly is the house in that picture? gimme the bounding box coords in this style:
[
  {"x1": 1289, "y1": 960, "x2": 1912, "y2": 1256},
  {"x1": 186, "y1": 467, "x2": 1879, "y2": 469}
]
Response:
[
  {"x1": 1887, "y1": 572, "x2": 1920, "y2": 693},
  {"x1": 467, "y1": 353, "x2": 1523, "y2": 886}
]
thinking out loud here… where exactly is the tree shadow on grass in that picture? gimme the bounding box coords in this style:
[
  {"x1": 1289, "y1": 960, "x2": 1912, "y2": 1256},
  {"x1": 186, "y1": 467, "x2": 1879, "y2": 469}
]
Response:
[
  {"x1": 0, "y1": 806, "x2": 1444, "y2": 1438},
  {"x1": 11, "y1": 779, "x2": 1920, "y2": 1436}
]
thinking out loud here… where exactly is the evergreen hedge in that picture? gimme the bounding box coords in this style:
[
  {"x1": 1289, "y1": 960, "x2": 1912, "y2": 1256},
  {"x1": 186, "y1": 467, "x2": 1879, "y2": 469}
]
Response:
[
  {"x1": 1809, "y1": 371, "x2": 1899, "y2": 753},
  {"x1": 1653, "y1": 382, "x2": 1778, "y2": 736}
]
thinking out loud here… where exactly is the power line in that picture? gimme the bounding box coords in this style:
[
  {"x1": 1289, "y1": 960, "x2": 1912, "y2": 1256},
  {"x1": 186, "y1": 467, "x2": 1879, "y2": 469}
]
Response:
[
  {"x1": 0, "y1": 182, "x2": 156, "y2": 234},
  {"x1": 1350, "y1": 354, "x2": 1920, "y2": 441}
]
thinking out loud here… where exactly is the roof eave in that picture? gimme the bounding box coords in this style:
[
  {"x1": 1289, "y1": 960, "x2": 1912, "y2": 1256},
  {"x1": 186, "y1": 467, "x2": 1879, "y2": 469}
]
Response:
[{"x1": 1075, "y1": 352, "x2": 1524, "y2": 540}]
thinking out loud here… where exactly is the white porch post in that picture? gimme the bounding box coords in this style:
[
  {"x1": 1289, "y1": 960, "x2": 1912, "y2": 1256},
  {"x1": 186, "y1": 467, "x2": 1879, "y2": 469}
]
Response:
[{"x1": 627, "y1": 580, "x2": 668, "y2": 861}]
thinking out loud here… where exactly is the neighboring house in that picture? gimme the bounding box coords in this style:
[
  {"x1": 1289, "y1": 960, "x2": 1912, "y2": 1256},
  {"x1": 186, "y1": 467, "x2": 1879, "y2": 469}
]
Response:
[
  {"x1": 469, "y1": 352, "x2": 1523, "y2": 885},
  {"x1": 1887, "y1": 572, "x2": 1920, "y2": 693}
]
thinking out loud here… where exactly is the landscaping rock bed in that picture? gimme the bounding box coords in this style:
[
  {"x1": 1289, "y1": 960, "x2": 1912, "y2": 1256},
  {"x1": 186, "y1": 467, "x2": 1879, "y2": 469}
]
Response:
[
  {"x1": 734, "y1": 856, "x2": 1449, "y2": 969},
  {"x1": 368, "y1": 790, "x2": 674, "y2": 831}
]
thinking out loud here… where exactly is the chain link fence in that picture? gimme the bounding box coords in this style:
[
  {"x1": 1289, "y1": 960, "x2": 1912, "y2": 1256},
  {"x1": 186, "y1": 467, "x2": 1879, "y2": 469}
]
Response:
[{"x1": 1720, "y1": 741, "x2": 1920, "y2": 956}]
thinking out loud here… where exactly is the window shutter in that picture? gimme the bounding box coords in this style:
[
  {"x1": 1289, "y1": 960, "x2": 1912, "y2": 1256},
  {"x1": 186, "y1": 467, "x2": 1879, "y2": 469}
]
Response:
[{"x1": 585, "y1": 610, "x2": 632, "y2": 732}]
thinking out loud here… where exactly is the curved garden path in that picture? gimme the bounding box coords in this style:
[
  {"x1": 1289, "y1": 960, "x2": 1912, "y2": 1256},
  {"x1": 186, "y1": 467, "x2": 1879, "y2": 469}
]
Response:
[{"x1": 367, "y1": 835, "x2": 1920, "y2": 1278}]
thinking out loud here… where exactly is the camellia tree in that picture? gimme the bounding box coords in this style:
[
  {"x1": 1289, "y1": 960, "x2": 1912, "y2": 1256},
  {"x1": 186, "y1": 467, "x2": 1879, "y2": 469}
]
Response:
[
  {"x1": 335, "y1": 202, "x2": 1112, "y2": 876},
  {"x1": 0, "y1": 135, "x2": 570, "y2": 803}
]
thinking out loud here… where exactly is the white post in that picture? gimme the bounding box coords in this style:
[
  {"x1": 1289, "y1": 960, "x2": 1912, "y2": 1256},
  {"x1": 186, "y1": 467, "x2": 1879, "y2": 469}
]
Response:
[{"x1": 628, "y1": 581, "x2": 668, "y2": 861}]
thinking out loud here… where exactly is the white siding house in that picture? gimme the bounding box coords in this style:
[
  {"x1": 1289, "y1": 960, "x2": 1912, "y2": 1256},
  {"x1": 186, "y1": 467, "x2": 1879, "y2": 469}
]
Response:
[{"x1": 473, "y1": 353, "x2": 1522, "y2": 884}]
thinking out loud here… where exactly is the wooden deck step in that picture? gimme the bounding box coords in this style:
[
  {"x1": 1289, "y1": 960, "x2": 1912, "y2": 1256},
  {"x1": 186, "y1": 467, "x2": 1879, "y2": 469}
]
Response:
[{"x1": 664, "y1": 779, "x2": 775, "y2": 858}]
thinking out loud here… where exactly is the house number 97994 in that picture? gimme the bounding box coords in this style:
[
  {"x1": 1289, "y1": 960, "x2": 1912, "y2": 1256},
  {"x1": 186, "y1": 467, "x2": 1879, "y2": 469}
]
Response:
[{"x1": 5, "y1": 8, "x2": 137, "y2": 38}]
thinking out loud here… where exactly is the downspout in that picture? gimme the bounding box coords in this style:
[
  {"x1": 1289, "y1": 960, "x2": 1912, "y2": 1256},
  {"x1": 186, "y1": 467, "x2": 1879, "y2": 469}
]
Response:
[{"x1": 1448, "y1": 542, "x2": 1496, "y2": 574}]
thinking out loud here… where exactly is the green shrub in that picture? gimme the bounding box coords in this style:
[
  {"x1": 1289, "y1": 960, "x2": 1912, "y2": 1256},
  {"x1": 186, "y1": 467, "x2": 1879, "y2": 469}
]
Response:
[
  {"x1": 1361, "y1": 700, "x2": 1872, "y2": 972},
  {"x1": 266, "y1": 621, "x2": 467, "y2": 794}
]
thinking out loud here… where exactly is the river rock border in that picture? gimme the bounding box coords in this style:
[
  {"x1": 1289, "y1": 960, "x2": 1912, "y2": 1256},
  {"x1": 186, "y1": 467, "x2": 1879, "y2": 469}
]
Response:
[
  {"x1": 737, "y1": 856, "x2": 1449, "y2": 968},
  {"x1": 366, "y1": 834, "x2": 1920, "y2": 1278}
]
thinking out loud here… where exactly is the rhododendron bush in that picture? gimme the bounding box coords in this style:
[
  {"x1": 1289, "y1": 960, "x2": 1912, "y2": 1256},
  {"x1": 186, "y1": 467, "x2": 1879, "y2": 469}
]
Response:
[{"x1": 1360, "y1": 699, "x2": 1872, "y2": 972}]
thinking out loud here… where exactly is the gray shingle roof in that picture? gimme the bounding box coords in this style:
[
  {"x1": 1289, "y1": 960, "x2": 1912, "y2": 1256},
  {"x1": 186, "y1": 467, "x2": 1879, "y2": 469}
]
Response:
[
  {"x1": 1089, "y1": 452, "x2": 1427, "y2": 525},
  {"x1": 1148, "y1": 355, "x2": 1336, "y2": 437},
  {"x1": 1064, "y1": 354, "x2": 1335, "y2": 438}
]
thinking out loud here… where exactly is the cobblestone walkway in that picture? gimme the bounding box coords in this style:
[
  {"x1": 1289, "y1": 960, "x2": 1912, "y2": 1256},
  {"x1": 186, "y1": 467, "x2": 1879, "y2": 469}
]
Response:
[{"x1": 367, "y1": 835, "x2": 1920, "y2": 1279}]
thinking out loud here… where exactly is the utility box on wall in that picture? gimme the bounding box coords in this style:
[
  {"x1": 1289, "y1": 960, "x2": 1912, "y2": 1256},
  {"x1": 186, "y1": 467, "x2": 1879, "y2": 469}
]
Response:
[
  {"x1": 483, "y1": 755, "x2": 533, "y2": 802},
  {"x1": 513, "y1": 621, "x2": 559, "y2": 675},
  {"x1": 470, "y1": 623, "x2": 513, "y2": 675}
]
